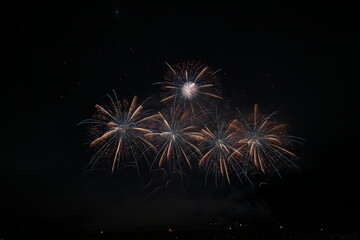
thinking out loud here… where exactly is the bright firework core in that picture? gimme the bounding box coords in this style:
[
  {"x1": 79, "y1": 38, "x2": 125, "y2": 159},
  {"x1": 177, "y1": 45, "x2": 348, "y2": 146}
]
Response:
[
  {"x1": 216, "y1": 139, "x2": 224, "y2": 148},
  {"x1": 181, "y1": 82, "x2": 198, "y2": 99}
]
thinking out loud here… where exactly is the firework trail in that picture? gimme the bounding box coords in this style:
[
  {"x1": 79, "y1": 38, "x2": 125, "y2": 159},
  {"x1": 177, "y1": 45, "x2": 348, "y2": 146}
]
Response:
[
  {"x1": 141, "y1": 168, "x2": 173, "y2": 199},
  {"x1": 195, "y1": 112, "x2": 249, "y2": 185},
  {"x1": 155, "y1": 61, "x2": 222, "y2": 114},
  {"x1": 234, "y1": 104, "x2": 302, "y2": 175},
  {"x1": 145, "y1": 108, "x2": 203, "y2": 178},
  {"x1": 79, "y1": 91, "x2": 157, "y2": 173}
]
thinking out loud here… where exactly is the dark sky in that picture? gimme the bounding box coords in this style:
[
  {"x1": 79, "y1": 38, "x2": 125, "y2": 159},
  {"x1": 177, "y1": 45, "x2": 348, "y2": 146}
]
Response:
[{"x1": 2, "y1": 1, "x2": 359, "y2": 238}]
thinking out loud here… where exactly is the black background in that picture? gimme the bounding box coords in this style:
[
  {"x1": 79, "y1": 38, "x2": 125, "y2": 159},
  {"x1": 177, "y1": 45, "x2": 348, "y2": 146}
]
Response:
[{"x1": 2, "y1": 1, "x2": 359, "y2": 238}]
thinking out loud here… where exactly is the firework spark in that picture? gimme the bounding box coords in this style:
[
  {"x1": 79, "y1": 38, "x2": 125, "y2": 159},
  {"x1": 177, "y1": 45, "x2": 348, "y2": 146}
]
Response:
[
  {"x1": 145, "y1": 108, "x2": 202, "y2": 177},
  {"x1": 155, "y1": 61, "x2": 222, "y2": 113},
  {"x1": 79, "y1": 91, "x2": 157, "y2": 173},
  {"x1": 196, "y1": 114, "x2": 248, "y2": 185},
  {"x1": 234, "y1": 104, "x2": 301, "y2": 175}
]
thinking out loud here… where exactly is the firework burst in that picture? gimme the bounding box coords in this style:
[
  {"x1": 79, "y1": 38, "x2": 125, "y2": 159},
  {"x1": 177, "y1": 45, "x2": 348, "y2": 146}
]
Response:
[
  {"x1": 79, "y1": 61, "x2": 304, "y2": 187},
  {"x1": 196, "y1": 113, "x2": 248, "y2": 185},
  {"x1": 234, "y1": 104, "x2": 302, "y2": 175},
  {"x1": 155, "y1": 61, "x2": 222, "y2": 113},
  {"x1": 145, "y1": 108, "x2": 203, "y2": 177},
  {"x1": 79, "y1": 91, "x2": 157, "y2": 173}
]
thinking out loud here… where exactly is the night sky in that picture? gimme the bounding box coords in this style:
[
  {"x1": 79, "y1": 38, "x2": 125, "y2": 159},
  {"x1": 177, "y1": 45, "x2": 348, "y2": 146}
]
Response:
[{"x1": 2, "y1": 2, "x2": 359, "y2": 239}]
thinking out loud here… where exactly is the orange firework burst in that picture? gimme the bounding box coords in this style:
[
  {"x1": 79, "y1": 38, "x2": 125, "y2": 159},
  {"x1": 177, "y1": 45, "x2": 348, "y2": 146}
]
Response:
[
  {"x1": 195, "y1": 113, "x2": 248, "y2": 185},
  {"x1": 79, "y1": 91, "x2": 157, "y2": 173},
  {"x1": 234, "y1": 104, "x2": 301, "y2": 175},
  {"x1": 145, "y1": 108, "x2": 202, "y2": 177},
  {"x1": 79, "y1": 62, "x2": 304, "y2": 187}
]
